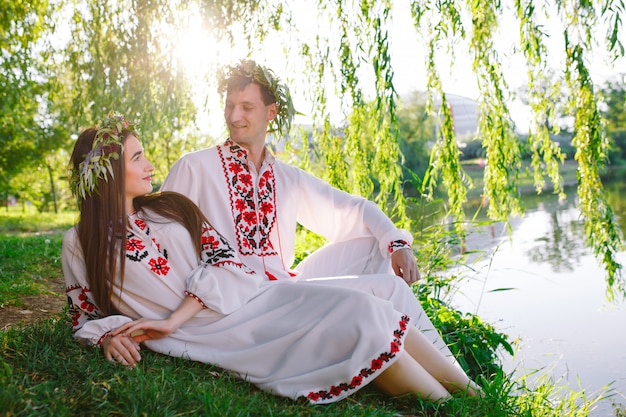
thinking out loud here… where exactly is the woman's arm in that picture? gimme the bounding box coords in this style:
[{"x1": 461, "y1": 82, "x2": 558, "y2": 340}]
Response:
[{"x1": 112, "y1": 295, "x2": 205, "y2": 342}]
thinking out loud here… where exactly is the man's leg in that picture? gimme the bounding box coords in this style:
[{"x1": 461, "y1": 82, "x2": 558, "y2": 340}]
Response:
[
  {"x1": 299, "y1": 273, "x2": 457, "y2": 364},
  {"x1": 295, "y1": 237, "x2": 457, "y2": 364},
  {"x1": 295, "y1": 237, "x2": 390, "y2": 278}
]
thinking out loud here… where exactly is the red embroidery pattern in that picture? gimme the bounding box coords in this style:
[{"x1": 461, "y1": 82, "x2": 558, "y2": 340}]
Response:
[
  {"x1": 125, "y1": 221, "x2": 170, "y2": 277},
  {"x1": 66, "y1": 284, "x2": 101, "y2": 331},
  {"x1": 126, "y1": 238, "x2": 145, "y2": 252},
  {"x1": 148, "y1": 257, "x2": 170, "y2": 275},
  {"x1": 199, "y1": 224, "x2": 255, "y2": 275},
  {"x1": 184, "y1": 291, "x2": 208, "y2": 309},
  {"x1": 202, "y1": 232, "x2": 220, "y2": 250},
  {"x1": 97, "y1": 331, "x2": 111, "y2": 346},
  {"x1": 388, "y1": 239, "x2": 411, "y2": 254},
  {"x1": 306, "y1": 315, "x2": 411, "y2": 403},
  {"x1": 134, "y1": 218, "x2": 147, "y2": 230},
  {"x1": 218, "y1": 140, "x2": 277, "y2": 257}
]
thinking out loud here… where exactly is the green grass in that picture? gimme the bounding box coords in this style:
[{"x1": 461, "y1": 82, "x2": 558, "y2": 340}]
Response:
[
  {"x1": 0, "y1": 315, "x2": 614, "y2": 416},
  {"x1": 0, "y1": 207, "x2": 75, "y2": 307},
  {"x1": 0, "y1": 208, "x2": 621, "y2": 416},
  {"x1": 0, "y1": 233, "x2": 66, "y2": 306},
  {"x1": 0, "y1": 206, "x2": 77, "y2": 234}
]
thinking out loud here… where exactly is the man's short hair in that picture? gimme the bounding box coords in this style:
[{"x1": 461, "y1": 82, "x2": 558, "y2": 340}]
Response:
[{"x1": 223, "y1": 71, "x2": 276, "y2": 106}]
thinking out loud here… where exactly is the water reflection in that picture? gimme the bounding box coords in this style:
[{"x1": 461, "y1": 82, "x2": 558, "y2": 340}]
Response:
[
  {"x1": 458, "y1": 183, "x2": 622, "y2": 275},
  {"x1": 524, "y1": 200, "x2": 586, "y2": 273},
  {"x1": 443, "y1": 181, "x2": 626, "y2": 416}
]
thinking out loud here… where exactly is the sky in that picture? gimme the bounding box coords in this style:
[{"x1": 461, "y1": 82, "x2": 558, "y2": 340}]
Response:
[
  {"x1": 385, "y1": 0, "x2": 626, "y2": 133},
  {"x1": 176, "y1": 0, "x2": 626, "y2": 138}
]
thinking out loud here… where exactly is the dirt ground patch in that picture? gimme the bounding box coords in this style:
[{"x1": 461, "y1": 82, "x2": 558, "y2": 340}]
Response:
[{"x1": 0, "y1": 277, "x2": 66, "y2": 331}]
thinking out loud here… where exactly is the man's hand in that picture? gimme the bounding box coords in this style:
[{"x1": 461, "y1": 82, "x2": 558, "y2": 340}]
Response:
[
  {"x1": 391, "y1": 248, "x2": 420, "y2": 285},
  {"x1": 101, "y1": 333, "x2": 142, "y2": 368}
]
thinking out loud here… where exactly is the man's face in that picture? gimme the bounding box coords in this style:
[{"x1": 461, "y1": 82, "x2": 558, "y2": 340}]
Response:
[{"x1": 224, "y1": 83, "x2": 277, "y2": 148}]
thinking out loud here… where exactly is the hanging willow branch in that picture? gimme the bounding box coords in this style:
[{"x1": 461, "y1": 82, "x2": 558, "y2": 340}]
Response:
[
  {"x1": 410, "y1": 0, "x2": 622, "y2": 297},
  {"x1": 515, "y1": 0, "x2": 567, "y2": 198},
  {"x1": 365, "y1": 1, "x2": 410, "y2": 225},
  {"x1": 565, "y1": 42, "x2": 624, "y2": 299},
  {"x1": 423, "y1": 37, "x2": 470, "y2": 229},
  {"x1": 300, "y1": 0, "x2": 409, "y2": 228},
  {"x1": 20, "y1": 0, "x2": 624, "y2": 298},
  {"x1": 415, "y1": 0, "x2": 471, "y2": 231}
]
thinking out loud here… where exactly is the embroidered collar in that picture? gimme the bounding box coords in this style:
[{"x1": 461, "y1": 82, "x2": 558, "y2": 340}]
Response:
[
  {"x1": 222, "y1": 139, "x2": 276, "y2": 167},
  {"x1": 217, "y1": 139, "x2": 278, "y2": 258}
]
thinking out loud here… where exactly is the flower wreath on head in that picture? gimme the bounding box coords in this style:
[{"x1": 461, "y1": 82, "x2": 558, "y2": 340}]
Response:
[
  {"x1": 70, "y1": 111, "x2": 136, "y2": 200},
  {"x1": 217, "y1": 59, "x2": 297, "y2": 138}
]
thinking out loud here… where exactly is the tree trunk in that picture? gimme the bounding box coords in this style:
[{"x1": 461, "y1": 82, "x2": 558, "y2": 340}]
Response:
[{"x1": 47, "y1": 163, "x2": 58, "y2": 214}]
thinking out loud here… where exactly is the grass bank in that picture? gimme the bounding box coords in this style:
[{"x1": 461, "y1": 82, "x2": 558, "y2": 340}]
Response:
[
  {"x1": 0, "y1": 207, "x2": 75, "y2": 307},
  {"x1": 0, "y1": 207, "x2": 622, "y2": 416},
  {"x1": 0, "y1": 315, "x2": 612, "y2": 416},
  {"x1": 460, "y1": 159, "x2": 580, "y2": 199}
]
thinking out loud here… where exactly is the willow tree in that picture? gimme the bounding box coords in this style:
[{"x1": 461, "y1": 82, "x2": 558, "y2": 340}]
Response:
[
  {"x1": 6, "y1": 0, "x2": 623, "y2": 297},
  {"x1": 61, "y1": 0, "x2": 202, "y2": 178},
  {"x1": 184, "y1": 0, "x2": 624, "y2": 298},
  {"x1": 0, "y1": 0, "x2": 62, "y2": 207}
]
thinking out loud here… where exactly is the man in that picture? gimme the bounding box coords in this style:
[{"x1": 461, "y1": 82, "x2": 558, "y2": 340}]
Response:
[{"x1": 162, "y1": 59, "x2": 454, "y2": 360}]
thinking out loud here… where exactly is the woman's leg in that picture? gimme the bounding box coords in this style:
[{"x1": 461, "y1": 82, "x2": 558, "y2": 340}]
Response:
[
  {"x1": 373, "y1": 352, "x2": 452, "y2": 401},
  {"x1": 403, "y1": 326, "x2": 482, "y2": 396},
  {"x1": 300, "y1": 275, "x2": 457, "y2": 364}
]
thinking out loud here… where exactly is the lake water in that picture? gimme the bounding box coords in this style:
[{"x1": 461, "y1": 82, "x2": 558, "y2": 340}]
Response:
[{"x1": 445, "y1": 183, "x2": 626, "y2": 416}]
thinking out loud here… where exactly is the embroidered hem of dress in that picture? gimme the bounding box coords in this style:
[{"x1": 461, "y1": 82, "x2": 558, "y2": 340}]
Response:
[{"x1": 304, "y1": 314, "x2": 411, "y2": 404}]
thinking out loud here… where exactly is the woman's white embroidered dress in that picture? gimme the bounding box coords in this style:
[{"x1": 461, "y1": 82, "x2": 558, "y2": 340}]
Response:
[{"x1": 63, "y1": 209, "x2": 413, "y2": 404}]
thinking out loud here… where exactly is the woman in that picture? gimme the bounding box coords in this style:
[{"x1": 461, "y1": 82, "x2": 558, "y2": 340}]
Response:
[{"x1": 63, "y1": 111, "x2": 481, "y2": 404}]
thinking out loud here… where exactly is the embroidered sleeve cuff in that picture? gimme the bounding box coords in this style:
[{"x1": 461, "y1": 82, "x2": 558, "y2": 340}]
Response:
[
  {"x1": 97, "y1": 331, "x2": 111, "y2": 347},
  {"x1": 378, "y1": 229, "x2": 413, "y2": 258},
  {"x1": 388, "y1": 239, "x2": 412, "y2": 254},
  {"x1": 184, "y1": 291, "x2": 208, "y2": 309}
]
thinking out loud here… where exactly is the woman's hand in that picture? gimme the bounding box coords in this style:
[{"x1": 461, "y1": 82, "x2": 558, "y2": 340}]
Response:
[
  {"x1": 101, "y1": 333, "x2": 142, "y2": 368},
  {"x1": 112, "y1": 318, "x2": 177, "y2": 343},
  {"x1": 112, "y1": 296, "x2": 205, "y2": 343}
]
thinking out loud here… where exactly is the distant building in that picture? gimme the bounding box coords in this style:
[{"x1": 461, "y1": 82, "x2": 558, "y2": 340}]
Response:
[
  {"x1": 400, "y1": 91, "x2": 479, "y2": 141},
  {"x1": 444, "y1": 94, "x2": 479, "y2": 139}
]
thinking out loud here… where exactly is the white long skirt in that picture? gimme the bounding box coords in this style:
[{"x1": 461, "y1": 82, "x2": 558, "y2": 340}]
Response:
[
  {"x1": 144, "y1": 281, "x2": 411, "y2": 404},
  {"x1": 295, "y1": 237, "x2": 455, "y2": 363}
]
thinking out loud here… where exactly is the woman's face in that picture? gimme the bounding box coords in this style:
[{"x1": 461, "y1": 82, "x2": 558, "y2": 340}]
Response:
[{"x1": 124, "y1": 135, "x2": 154, "y2": 202}]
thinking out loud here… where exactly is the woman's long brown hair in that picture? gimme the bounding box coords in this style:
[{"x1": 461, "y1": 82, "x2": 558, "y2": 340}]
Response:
[
  {"x1": 70, "y1": 129, "x2": 206, "y2": 315},
  {"x1": 133, "y1": 192, "x2": 206, "y2": 256}
]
